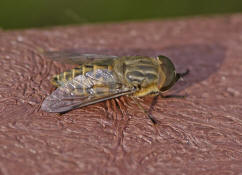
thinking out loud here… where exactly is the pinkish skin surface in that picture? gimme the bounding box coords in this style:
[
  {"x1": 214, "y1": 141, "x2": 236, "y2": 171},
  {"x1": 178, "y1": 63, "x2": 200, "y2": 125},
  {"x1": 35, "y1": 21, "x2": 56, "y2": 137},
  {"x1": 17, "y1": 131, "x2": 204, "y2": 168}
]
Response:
[{"x1": 0, "y1": 14, "x2": 242, "y2": 175}]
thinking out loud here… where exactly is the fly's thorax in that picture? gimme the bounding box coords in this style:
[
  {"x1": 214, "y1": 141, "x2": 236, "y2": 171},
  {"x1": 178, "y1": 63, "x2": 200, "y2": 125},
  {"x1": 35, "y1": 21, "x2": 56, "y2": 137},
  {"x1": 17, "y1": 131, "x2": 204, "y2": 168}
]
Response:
[{"x1": 113, "y1": 56, "x2": 162, "y2": 96}]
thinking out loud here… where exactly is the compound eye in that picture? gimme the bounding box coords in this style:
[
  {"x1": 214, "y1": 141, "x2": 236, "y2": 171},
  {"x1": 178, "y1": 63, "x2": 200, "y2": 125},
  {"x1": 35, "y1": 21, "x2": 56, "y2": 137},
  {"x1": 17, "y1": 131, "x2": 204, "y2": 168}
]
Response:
[{"x1": 158, "y1": 55, "x2": 177, "y2": 91}]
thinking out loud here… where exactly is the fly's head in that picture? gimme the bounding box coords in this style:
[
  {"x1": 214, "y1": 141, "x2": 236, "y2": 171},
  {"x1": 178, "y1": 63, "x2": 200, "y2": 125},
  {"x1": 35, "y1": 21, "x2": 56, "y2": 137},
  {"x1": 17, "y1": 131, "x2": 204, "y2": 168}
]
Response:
[{"x1": 157, "y1": 55, "x2": 183, "y2": 92}]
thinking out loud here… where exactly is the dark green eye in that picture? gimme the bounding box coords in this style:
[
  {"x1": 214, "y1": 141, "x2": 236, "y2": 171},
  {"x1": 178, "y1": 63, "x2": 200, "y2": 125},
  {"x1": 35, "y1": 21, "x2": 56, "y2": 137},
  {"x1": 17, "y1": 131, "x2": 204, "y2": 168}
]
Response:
[{"x1": 158, "y1": 55, "x2": 177, "y2": 91}]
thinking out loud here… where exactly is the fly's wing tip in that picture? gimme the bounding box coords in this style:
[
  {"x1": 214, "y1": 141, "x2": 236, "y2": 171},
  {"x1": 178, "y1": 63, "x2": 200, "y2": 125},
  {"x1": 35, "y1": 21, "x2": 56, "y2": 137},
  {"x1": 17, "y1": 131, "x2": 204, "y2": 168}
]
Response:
[
  {"x1": 41, "y1": 96, "x2": 80, "y2": 113},
  {"x1": 41, "y1": 97, "x2": 63, "y2": 113},
  {"x1": 41, "y1": 98, "x2": 55, "y2": 113}
]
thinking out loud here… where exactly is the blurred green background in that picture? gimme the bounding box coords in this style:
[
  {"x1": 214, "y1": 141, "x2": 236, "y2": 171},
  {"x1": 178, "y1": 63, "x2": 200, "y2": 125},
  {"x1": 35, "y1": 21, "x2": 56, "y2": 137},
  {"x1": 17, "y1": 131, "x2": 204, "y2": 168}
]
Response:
[{"x1": 1, "y1": 0, "x2": 242, "y2": 29}]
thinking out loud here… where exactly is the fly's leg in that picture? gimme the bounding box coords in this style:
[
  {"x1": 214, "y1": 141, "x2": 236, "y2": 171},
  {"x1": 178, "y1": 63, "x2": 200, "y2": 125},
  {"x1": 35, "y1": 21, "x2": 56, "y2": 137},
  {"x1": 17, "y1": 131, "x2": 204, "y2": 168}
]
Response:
[
  {"x1": 176, "y1": 69, "x2": 190, "y2": 81},
  {"x1": 161, "y1": 69, "x2": 190, "y2": 98},
  {"x1": 131, "y1": 69, "x2": 190, "y2": 124},
  {"x1": 131, "y1": 96, "x2": 157, "y2": 125},
  {"x1": 179, "y1": 69, "x2": 190, "y2": 76},
  {"x1": 148, "y1": 94, "x2": 159, "y2": 114}
]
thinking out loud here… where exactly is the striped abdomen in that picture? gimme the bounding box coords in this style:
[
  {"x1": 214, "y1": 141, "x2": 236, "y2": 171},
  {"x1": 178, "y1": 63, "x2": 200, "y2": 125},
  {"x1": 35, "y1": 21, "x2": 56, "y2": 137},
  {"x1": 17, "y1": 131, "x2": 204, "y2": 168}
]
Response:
[{"x1": 51, "y1": 64, "x2": 112, "y2": 87}]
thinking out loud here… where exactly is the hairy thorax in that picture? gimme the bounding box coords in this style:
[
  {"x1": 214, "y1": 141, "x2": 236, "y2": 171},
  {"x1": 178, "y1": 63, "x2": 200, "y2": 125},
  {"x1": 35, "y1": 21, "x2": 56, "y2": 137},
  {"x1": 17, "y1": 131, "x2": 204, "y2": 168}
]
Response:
[{"x1": 113, "y1": 56, "x2": 165, "y2": 97}]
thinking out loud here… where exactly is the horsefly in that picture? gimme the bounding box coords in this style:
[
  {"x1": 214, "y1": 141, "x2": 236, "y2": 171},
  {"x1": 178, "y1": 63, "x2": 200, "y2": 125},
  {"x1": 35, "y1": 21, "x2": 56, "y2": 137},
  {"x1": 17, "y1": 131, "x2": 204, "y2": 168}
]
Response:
[{"x1": 41, "y1": 52, "x2": 189, "y2": 124}]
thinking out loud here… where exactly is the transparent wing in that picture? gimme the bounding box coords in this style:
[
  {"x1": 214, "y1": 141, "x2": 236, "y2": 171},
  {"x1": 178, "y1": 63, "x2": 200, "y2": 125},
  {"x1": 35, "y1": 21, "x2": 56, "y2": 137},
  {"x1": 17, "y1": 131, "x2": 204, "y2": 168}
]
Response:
[
  {"x1": 41, "y1": 69, "x2": 135, "y2": 113},
  {"x1": 44, "y1": 50, "x2": 118, "y2": 65}
]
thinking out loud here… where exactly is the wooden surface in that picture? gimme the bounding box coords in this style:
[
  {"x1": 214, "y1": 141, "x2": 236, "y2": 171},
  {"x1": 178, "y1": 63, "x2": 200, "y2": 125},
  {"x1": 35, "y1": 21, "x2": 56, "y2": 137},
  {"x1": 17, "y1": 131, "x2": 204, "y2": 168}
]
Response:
[{"x1": 0, "y1": 14, "x2": 242, "y2": 175}]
